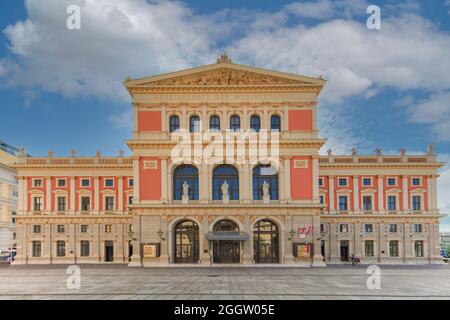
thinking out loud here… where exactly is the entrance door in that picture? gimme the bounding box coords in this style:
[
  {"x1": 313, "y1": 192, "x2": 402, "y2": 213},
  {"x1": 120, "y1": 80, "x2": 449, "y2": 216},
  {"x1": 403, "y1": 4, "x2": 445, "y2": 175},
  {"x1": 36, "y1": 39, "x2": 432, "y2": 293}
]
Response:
[
  {"x1": 212, "y1": 220, "x2": 241, "y2": 264},
  {"x1": 340, "y1": 240, "x2": 349, "y2": 262},
  {"x1": 213, "y1": 240, "x2": 240, "y2": 263},
  {"x1": 105, "y1": 241, "x2": 114, "y2": 262}
]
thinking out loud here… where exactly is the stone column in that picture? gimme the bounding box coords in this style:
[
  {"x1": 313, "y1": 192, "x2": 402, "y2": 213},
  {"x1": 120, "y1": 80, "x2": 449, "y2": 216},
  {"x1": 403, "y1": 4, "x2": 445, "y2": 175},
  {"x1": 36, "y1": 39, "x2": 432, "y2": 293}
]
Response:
[
  {"x1": 118, "y1": 177, "x2": 124, "y2": 213},
  {"x1": 93, "y1": 177, "x2": 100, "y2": 213},
  {"x1": 402, "y1": 175, "x2": 409, "y2": 213},
  {"x1": 18, "y1": 177, "x2": 25, "y2": 214},
  {"x1": 45, "y1": 177, "x2": 52, "y2": 214},
  {"x1": 377, "y1": 176, "x2": 384, "y2": 213},
  {"x1": 284, "y1": 214, "x2": 295, "y2": 264},
  {"x1": 312, "y1": 157, "x2": 319, "y2": 201},
  {"x1": 200, "y1": 162, "x2": 208, "y2": 203},
  {"x1": 242, "y1": 216, "x2": 252, "y2": 264},
  {"x1": 329, "y1": 222, "x2": 338, "y2": 261},
  {"x1": 353, "y1": 176, "x2": 359, "y2": 213},
  {"x1": 242, "y1": 163, "x2": 251, "y2": 203},
  {"x1": 181, "y1": 105, "x2": 187, "y2": 130},
  {"x1": 378, "y1": 223, "x2": 386, "y2": 263},
  {"x1": 69, "y1": 177, "x2": 75, "y2": 214},
  {"x1": 161, "y1": 158, "x2": 168, "y2": 202},
  {"x1": 129, "y1": 214, "x2": 142, "y2": 267},
  {"x1": 158, "y1": 216, "x2": 169, "y2": 265},
  {"x1": 133, "y1": 159, "x2": 140, "y2": 202},
  {"x1": 284, "y1": 158, "x2": 291, "y2": 202},
  {"x1": 354, "y1": 223, "x2": 362, "y2": 256},
  {"x1": 312, "y1": 214, "x2": 326, "y2": 266},
  {"x1": 403, "y1": 223, "x2": 412, "y2": 263},
  {"x1": 161, "y1": 105, "x2": 167, "y2": 132},
  {"x1": 329, "y1": 176, "x2": 335, "y2": 211},
  {"x1": 201, "y1": 215, "x2": 210, "y2": 264},
  {"x1": 263, "y1": 104, "x2": 269, "y2": 130}
]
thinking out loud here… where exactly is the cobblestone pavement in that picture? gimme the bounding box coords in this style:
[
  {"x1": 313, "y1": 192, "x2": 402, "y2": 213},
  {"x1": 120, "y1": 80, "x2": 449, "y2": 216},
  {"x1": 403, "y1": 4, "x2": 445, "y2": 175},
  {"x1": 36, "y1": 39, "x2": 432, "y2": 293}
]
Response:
[{"x1": 0, "y1": 264, "x2": 450, "y2": 300}]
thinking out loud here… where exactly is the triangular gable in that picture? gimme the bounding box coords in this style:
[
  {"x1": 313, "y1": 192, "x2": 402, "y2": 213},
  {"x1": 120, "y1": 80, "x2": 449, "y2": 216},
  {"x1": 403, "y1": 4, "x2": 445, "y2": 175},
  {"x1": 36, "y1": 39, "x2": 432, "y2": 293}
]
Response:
[{"x1": 125, "y1": 61, "x2": 325, "y2": 87}]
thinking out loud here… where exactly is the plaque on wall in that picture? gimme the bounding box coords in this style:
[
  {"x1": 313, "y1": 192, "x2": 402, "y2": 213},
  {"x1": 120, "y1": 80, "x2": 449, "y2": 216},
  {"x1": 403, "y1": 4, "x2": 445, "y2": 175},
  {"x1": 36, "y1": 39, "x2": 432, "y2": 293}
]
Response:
[
  {"x1": 142, "y1": 243, "x2": 160, "y2": 258},
  {"x1": 294, "y1": 243, "x2": 311, "y2": 258}
]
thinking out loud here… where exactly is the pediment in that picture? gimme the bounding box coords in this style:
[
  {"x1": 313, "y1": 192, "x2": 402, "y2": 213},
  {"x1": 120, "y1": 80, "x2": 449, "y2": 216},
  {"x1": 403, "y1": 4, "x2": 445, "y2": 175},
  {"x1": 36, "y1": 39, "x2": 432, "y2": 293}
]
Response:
[{"x1": 125, "y1": 62, "x2": 325, "y2": 87}]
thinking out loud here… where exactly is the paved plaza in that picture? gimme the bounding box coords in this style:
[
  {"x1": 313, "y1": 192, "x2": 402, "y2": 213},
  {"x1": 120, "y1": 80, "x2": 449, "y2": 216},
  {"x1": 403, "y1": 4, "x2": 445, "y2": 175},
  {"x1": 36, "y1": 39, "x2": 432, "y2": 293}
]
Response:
[{"x1": 0, "y1": 264, "x2": 450, "y2": 300}]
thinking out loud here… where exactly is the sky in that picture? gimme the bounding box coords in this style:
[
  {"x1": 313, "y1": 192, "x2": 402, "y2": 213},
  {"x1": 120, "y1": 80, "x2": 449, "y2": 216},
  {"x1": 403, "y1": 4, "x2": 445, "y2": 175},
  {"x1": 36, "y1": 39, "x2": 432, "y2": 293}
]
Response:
[{"x1": 0, "y1": 0, "x2": 449, "y2": 228}]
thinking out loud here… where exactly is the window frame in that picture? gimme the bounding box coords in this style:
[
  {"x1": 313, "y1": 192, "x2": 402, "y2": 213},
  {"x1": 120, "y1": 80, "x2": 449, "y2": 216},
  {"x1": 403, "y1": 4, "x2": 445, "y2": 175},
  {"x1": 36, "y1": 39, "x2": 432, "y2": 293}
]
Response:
[
  {"x1": 104, "y1": 178, "x2": 115, "y2": 188},
  {"x1": 338, "y1": 177, "x2": 348, "y2": 187},
  {"x1": 80, "y1": 178, "x2": 91, "y2": 188}
]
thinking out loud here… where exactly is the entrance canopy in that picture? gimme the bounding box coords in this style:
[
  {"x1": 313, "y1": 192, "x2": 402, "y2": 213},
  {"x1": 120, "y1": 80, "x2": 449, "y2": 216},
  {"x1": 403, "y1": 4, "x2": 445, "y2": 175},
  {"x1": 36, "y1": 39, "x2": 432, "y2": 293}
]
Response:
[{"x1": 205, "y1": 231, "x2": 250, "y2": 241}]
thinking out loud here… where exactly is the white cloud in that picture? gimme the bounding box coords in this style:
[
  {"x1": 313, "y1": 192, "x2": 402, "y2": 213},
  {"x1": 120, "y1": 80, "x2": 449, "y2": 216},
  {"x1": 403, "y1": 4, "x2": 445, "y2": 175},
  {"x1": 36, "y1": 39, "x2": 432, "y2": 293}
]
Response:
[
  {"x1": 2, "y1": 0, "x2": 450, "y2": 152},
  {"x1": 285, "y1": 0, "x2": 336, "y2": 19},
  {"x1": 1, "y1": 0, "x2": 218, "y2": 100},
  {"x1": 407, "y1": 91, "x2": 450, "y2": 141},
  {"x1": 108, "y1": 110, "x2": 133, "y2": 129}
]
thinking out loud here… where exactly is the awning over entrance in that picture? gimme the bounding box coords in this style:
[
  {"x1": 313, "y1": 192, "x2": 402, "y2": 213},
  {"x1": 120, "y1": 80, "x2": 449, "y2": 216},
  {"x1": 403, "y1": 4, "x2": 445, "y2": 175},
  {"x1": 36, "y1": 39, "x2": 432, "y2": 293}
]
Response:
[{"x1": 205, "y1": 231, "x2": 250, "y2": 241}]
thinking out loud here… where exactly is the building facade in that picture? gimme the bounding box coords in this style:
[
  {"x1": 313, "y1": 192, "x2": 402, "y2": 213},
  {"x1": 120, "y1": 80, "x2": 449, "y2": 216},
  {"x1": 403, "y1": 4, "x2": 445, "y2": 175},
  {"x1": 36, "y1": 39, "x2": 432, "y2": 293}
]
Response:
[
  {"x1": 13, "y1": 57, "x2": 445, "y2": 266},
  {"x1": 0, "y1": 141, "x2": 18, "y2": 251}
]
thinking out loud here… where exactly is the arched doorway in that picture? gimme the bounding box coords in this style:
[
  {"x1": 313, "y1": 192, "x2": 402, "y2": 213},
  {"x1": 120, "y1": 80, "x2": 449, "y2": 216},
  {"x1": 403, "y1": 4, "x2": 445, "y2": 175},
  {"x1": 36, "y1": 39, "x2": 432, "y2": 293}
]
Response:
[
  {"x1": 212, "y1": 220, "x2": 240, "y2": 264},
  {"x1": 253, "y1": 220, "x2": 279, "y2": 263},
  {"x1": 174, "y1": 220, "x2": 200, "y2": 263}
]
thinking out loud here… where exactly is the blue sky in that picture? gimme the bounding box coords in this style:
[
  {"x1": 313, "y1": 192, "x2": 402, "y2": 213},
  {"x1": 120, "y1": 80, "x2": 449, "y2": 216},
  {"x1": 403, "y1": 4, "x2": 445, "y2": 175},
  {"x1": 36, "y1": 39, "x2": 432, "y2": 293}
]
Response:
[{"x1": 1, "y1": 0, "x2": 450, "y2": 227}]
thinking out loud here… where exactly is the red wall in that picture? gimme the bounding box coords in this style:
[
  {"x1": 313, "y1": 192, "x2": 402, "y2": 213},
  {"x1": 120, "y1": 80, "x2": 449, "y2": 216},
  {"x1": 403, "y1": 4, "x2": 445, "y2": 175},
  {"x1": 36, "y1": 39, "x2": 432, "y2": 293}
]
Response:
[
  {"x1": 290, "y1": 157, "x2": 312, "y2": 200},
  {"x1": 288, "y1": 110, "x2": 313, "y2": 131},
  {"x1": 139, "y1": 158, "x2": 162, "y2": 200},
  {"x1": 138, "y1": 111, "x2": 162, "y2": 132}
]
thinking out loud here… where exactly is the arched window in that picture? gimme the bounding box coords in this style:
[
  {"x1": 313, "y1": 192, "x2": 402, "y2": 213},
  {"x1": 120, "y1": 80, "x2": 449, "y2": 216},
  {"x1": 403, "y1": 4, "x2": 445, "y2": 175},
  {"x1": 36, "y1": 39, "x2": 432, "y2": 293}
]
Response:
[
  {"x1": 210, "y1": 115, "x2": 220, "y2": 131},
  {"x1": 230, "y1": 115, "x2": 240, "y2": 132},
  {"x1": 253, "y1": 220, "x2": 279, "y2": 263},
  {"x1": 173, "y1": 165, "x2": 199, "y2": 200},
  {"x1": 250, "y1": 115, "x2": 261, "y2": 132},
  {"x1": 270, "y1": 115, "x2": 281, "y2": 131},
  {"x1": 174, "y1": 220, "x2": 199, "y2": 263},
  {"x1": 252, "y1": 164, "x2": 278, "y2": 200},
  {"x1": 169, "y1": 115, "x2": 180, "y2": 133},
  {"x1": 190, "y1": 115, "x2": 201, "y2": 132},
  {"x1": 212, "y1": 165, "x2": 239, "y2": 200}
]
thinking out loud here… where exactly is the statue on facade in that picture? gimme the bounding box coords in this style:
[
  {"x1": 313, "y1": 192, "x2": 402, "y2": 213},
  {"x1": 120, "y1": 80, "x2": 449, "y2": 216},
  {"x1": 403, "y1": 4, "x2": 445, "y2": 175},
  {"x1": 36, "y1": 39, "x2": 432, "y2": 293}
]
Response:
[
  {"x1": 428, "y1": 144, "x2": 435, "y2": 156},
  {"x1": 400, "y1": 148, "x2": 406, "y2": 156},
  {"x1": 221, "y1": 180, "x2": 229, "y2": 203},
  {"x1": 327, "y1": 149, "x2": 333, "y2": 157},
  {"x1": 18, "y1": 147, "x2": 26, "y2": 157},
  {"x1": 262, "y1": 181, "x2": 270, "y2": 204},
  {"x1": 351, "y1": 148, "x2": 357, "y2": 156},
  {"x1": 182, "y1": 181, "x2": 190, "y2": 197},
  {"x1": 375, "y1": 148, "x2": 382, "y2": 156},
  {"x1": 70, "y1": 149, "x2": 77, "y2": 157},
  {"x1": 96, "y1": 150, "x2": 101, "y2": 158},
  {"x1": 182, "y1": 181, "x2": 190, "y2": 204},
  {"x1": 47, "y1": 150, "x2": 54, "y2": 158}
]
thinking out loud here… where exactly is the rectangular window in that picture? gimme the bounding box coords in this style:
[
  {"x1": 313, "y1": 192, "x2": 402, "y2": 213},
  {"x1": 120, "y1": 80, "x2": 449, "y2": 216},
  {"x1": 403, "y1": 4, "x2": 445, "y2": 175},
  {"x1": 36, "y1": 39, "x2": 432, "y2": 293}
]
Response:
[
  {"x1": 412, "y1": 178, "x2": 421, "y2": 186},
  {"x1": 57, "y1": 179, "x2": 66, "y2": 187},
  {"x1": 105, "y1": 197, "x2": 114, "y2": 211},
  {"x1": 128, "y1": 179, "x2": 134, "y2": 187},
  {"x1": 33, "y1": 179, "x2": 43, "y2": 187},
  {"x1": 105, "y1": 225, "x2": 112, "y2": 233},
  {"x1": 33, "y1": 197, "x2": 43, "y2": 211},
  {"x1": 318, "y1": 178, "x2": 323, "y2": 187},
  {"x1": 387, "y1": 196, "x2": 396, "y2": 211},
  {"x1": 414, "y1": 224, "x2": 423, "y2": 233},
  {"x1": 338, "y1": 196, "x2": 348, "y2": 211},
  {"x1": 320, "y1": 224, "x2": 325, "y2": 233},
  {"x1": 339, "y1": 224, "x2": 348, "y2": 233},
  {"x1": 387, "y1": 178, "x2": 396, "y2": 186},
  {"x1": 57, "y1": 225, "x2": 65, "y2": 233},
  {"x1": 412, "y1": 196, "x2": 421, "y2": 211},
  {"x1": 389, "y1": 240, "x2": 399, "y2": 257},
  {"x1": 81, "y1": 197, "x2": 90, "y2": 211},
  {"x1": 364, "y1": 224, "x2": 373, "y2": 233},
  {"x1": 80, "y1": 241, "x2": 90, "y2": 257},
  {"x1": 56, "y1": 241, "x2": 66, "y2": 257},
  {"x1": 414, "y1": 241, "x2": 424, "y2": 257},
  {"x1": 128, "y1": 196, "x2": 133, "y2": 205},
  {"x1": 338, "y1": 178, "x2": 348, "y2": 187},
  {"x1": 388, "y1": 224, "x2": 398, "y2": 233},
  {"x1": 319, "y1": 196, "x2": 324, "y2": 204},
  {"x1": 33, "y1": 225, "x2": 41, "y2": 234},
  {"x1": 362, "y1": 178, "x2": 372, "y2": 186},
  {"x1": 81, "y1": 179, "x2": 90, "y2": 187},
  {"x1": 32, "y1": 241, "x2": 41, "y2": 257},
  {"x1": 57, "y1": 196, "x2": 66, "y2": 211},
  {"x1": 105, "y1": 179, "x2": 114, "y2": 187},
  {"x1": 363, "y1": 196, "x2": 372, "y2": 211},
  {"x1": 365, "y1": 240, "x2": 374, "y2": 257},
  {"x1": 81, "y1": 225, "x2": 89, "y2": 233}
]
